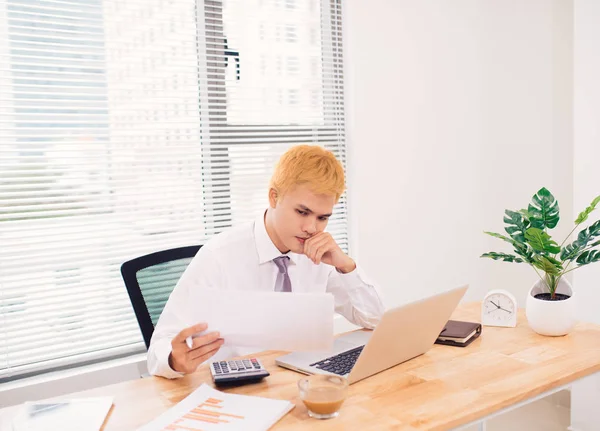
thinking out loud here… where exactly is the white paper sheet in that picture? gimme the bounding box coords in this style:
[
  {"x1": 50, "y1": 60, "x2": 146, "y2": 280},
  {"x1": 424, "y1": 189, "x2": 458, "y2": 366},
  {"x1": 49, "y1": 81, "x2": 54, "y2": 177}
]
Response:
[
  {"x1": 186, "y1": 289, "x2": 334, "y2": 351},
  {"x1": 10, "y1": 397, "x2": 113, "y2": 431},
  {"x1": 137, "y1": 384, "x2": 293, "y2": 431}
]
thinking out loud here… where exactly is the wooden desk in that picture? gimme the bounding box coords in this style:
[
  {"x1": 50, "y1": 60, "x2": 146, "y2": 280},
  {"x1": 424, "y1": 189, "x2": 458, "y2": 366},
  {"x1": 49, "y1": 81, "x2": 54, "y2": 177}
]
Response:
[{"x1": 8, "y1": 303, "x2": 600, "y2": 430}]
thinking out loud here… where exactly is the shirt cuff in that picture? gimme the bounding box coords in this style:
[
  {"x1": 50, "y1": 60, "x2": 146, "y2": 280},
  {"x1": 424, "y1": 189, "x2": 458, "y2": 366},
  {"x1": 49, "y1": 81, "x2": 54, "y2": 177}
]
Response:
[{"x1": 151, "y1": 339, "x2": 185, "y2": 379}]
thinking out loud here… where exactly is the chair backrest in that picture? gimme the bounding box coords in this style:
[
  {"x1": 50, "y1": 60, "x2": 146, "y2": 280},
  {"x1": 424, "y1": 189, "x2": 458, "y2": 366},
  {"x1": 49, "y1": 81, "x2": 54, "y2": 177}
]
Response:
[{"x1": 121, "y1": 245, "x2": 201, "y2": 349}]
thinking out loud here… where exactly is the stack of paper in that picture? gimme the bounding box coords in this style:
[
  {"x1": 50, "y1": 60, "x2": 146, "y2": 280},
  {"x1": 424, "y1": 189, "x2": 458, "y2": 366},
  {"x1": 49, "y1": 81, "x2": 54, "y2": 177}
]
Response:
[
  {"x1": 137, "y1": 384, "x2": 294, "y2": 431},
  {"x1": 10, "y1": 397, "x2": 113, "y2": 431}
]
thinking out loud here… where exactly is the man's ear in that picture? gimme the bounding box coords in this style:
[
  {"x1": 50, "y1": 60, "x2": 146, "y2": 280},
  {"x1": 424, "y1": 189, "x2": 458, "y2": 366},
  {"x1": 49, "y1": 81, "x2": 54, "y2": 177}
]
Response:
[{"x1": 268, "y1": 188, "x2": 278, "y2": 208}]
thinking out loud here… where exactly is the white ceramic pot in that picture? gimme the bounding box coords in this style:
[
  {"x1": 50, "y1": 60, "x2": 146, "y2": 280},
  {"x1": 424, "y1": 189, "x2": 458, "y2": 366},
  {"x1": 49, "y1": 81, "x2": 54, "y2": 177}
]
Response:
[{"x1": 525, "y1": 277, "x2": 576, "y2": 336}]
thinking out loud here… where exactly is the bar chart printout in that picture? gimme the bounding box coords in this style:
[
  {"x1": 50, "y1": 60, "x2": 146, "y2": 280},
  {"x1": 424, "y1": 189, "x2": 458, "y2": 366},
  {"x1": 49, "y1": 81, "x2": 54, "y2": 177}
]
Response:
[
  {"x1": 165, "y1": 396, "x2": 242, "y2": 430},
  {"x1": 136, "y1": 384, "x2": 294, "y2": 431}
]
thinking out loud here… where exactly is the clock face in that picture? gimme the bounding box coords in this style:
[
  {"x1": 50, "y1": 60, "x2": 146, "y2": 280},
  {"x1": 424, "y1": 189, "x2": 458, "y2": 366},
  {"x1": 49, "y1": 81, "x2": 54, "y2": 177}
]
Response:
[{"x1": 482, "y1": 291, "x2": 517, "y2": 327}]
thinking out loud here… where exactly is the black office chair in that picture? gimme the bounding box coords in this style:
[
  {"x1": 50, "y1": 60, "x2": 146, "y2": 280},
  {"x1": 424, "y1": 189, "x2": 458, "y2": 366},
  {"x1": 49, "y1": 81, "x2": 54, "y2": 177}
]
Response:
[{"x1": 121, "y1": 245, "x2": 201, "y2": 349}]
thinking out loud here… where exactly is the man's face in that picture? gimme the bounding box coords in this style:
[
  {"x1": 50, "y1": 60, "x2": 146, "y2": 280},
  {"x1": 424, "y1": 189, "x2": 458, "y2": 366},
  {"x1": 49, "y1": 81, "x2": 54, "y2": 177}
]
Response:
[{"x1": 269, "y1": 184, "x2": 336, "y2": 254}]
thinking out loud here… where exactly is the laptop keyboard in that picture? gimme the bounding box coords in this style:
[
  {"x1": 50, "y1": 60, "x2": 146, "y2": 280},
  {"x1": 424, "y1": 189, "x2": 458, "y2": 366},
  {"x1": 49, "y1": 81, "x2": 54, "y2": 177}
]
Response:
[{"x1": 309, "y1": 345, "x2": 365, "y2": 376}]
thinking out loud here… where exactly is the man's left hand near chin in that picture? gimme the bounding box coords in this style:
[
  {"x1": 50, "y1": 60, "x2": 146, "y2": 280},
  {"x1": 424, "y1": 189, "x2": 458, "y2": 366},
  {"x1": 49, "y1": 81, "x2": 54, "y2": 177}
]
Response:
[{"x1": 303, "y1": 232, "x2": 356, "y2": 273}]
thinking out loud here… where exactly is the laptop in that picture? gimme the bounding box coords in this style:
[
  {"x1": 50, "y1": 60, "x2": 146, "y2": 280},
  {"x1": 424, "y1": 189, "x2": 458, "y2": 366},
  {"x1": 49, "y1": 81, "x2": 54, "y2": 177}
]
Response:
[{"x1": 275, "y1": 285, "x2": 468, "y2": 384}]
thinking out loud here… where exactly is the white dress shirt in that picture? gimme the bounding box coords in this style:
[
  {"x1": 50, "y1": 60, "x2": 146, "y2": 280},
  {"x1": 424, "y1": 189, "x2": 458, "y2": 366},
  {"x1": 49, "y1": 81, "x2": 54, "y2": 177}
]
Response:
[{"x1": 147, "y1": 211, "x2": 385, "y2": 378}]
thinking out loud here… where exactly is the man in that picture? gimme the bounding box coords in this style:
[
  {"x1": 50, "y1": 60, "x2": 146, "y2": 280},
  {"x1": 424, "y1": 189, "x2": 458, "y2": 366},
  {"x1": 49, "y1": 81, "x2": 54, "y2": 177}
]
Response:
[{"x1": 148, "y1": 145, "x2": 385, "y2": 378}]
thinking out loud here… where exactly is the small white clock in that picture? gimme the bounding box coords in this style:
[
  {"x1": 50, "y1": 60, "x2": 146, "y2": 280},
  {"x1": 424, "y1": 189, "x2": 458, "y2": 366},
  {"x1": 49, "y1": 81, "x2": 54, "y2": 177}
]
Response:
[{"x1": 482, "y1": 289, "x2": 518, "y2": 327}]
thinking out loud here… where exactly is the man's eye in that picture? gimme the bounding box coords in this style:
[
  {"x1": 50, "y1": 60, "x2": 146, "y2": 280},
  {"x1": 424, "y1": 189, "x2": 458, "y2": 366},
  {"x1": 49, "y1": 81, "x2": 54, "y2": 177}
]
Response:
[
  {"x1": 318, "y1": 217, "x2": 329, "y2": 221},
  {"x1": 297, "y1": 210, "x2": 307, "y2": 216}
]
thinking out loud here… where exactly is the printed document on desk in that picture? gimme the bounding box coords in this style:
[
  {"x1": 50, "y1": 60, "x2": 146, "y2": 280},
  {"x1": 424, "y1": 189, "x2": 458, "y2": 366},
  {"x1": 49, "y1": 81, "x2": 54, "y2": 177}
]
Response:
[
  {"x1": 137, "y1": 383, "x2": 294, "y2": 431},
  {"x1": 187, "y1": 289, "x2": 334, "y2": 351},
  {"x1": 10, "y1": 397, "x2": 113, "y2": 431}
]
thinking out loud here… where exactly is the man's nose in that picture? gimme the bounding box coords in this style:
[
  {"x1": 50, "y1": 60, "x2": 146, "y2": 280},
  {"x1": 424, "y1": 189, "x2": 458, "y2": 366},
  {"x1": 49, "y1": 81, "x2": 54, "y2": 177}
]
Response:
[{"x1": 302, "y1": 219, "x2": 317, "y2": 235}]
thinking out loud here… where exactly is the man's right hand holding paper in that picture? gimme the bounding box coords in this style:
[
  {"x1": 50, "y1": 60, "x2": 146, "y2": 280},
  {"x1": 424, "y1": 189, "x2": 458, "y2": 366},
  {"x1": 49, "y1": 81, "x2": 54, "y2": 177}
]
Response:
[{"x1": 168, "y1": 323, "x2": 224, "y2": 374}]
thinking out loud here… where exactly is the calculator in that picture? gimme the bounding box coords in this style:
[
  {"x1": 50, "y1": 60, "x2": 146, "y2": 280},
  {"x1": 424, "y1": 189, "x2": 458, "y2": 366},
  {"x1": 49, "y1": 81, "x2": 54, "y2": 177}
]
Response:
[{"x1": 210, "y1": 358, "x2": 270, "y2": 386}]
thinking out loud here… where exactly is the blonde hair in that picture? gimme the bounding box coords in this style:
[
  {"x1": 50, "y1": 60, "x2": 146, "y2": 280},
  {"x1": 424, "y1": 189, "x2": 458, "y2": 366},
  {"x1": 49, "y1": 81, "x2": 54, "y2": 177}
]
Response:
[{"x1": 269, "y1": 145, "x2": 346, "y2": 202}]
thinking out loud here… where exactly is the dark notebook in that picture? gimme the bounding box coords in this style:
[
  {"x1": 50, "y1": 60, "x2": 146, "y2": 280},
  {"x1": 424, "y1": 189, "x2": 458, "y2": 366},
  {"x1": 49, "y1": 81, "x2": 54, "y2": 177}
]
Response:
[{"x1": 435, "y1": 320, "x2": 482, "y2": 347}]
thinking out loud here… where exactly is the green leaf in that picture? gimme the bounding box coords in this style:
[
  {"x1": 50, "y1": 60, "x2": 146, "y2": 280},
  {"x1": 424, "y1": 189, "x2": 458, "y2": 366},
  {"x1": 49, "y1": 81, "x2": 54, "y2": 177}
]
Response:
[
  {"x1": 484, "y1": 231, "x2": 512, "y2": 241},
  {"x1": 528, "y1": 187, "x2": 560, "y2": 230},
  {"x1": 576, "y1": 249, "x2": 600, "y2": 266},
  {"x1": 513, "y1": 247, "x2": 535, "y2": 264},
  {"x1": 525, "y1": 227, "x2": 561, "y2": 254},
  {"x1": 575, "y1": 195, "x2": 600, "y2": 224},
  {"x1": 532, "y1": 256, "x2": 561, "y2": 275},
  {"x1": 519, "y1": 208, "x2": 534, "y2": 219},
  {"x1": 481, "y1": 252, "x2": 524, "y2": 263},
  {"x1": 576, "y1": 219, "x2": 600, "y2": 244},
  {"x1": 542, "y1": 255, "x2": 563, "y2": 270},
  {"x1": 504, "y1": 209, "x2": 530, "y2": 243},
  {"x1": 484, "y1": 231, "x2": 522, "y2": 247},
  {"x1": 560, "y1": 220, "x2": 600, "y2": 261},
  {"x1": 484, "y1": 231, "x2": 533, "y2": 263},
  {"x1": 560, "y1": 242, "x2": 580, "y2": 261}
]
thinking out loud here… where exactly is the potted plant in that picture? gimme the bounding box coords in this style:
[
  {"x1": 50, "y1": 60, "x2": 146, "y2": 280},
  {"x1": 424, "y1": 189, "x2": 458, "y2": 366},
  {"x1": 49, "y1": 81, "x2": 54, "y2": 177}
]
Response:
[{"x1": 481, "y1": 187, "x2": 600, "y2": 336}]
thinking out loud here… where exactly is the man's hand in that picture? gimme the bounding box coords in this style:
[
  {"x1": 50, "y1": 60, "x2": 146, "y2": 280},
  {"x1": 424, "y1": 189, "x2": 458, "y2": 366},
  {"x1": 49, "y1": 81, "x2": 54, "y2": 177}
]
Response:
[
  {"x1": 303, "y1": 232, "x2": 356, "y2": 273},
  {"x1": 169, "y1": 323, "x2": 224, "y2": 374}
]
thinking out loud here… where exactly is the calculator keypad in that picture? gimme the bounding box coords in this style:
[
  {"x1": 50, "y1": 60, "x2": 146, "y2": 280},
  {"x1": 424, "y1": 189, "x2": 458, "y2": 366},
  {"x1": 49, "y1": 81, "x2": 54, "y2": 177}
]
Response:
[
  {"x1": 213, "y1": 358, "x2": 262, "y2": 374},
  {"x1": 210, "y1": 357, "x2": 269, "y2": 384}
]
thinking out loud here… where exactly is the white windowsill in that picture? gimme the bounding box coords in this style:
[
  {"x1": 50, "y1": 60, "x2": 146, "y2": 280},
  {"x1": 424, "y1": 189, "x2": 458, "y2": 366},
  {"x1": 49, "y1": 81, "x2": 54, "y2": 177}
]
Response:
[{"x1": 0, "y1": 353, "x2": 148, "y2": 407}]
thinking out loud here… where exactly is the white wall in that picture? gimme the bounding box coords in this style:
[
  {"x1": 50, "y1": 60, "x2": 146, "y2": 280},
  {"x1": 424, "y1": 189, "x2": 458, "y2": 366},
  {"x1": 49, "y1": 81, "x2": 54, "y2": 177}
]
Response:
[
  {"x1": 573, "y1": 0, "x2": 600, "y2": 325},
  {"x1": 571, "y1": 2, "x2": 600, "y2": 421},
  {"x1": 345, "y1": 0, "x2": 574, "y2": 309}
]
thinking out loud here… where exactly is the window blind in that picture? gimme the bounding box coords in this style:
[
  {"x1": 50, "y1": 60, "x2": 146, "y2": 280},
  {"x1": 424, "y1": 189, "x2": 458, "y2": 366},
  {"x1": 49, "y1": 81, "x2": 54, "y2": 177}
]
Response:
[{"x1": 0, "y1": 0, "x2": 346, "y2": 381}]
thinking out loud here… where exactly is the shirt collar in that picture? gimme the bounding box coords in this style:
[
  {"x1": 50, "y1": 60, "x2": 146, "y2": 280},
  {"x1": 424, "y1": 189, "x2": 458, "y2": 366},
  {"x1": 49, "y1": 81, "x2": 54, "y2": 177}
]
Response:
[{"x1": 254, "y1": 210, "x2": 299, "y2": 265}]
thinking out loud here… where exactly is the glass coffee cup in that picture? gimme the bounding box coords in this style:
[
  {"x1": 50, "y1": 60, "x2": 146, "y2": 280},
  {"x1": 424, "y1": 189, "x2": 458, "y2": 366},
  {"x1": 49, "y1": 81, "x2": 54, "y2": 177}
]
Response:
[{"x1": 297, "y1": 375, "x2": 349, "y2": 419}]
